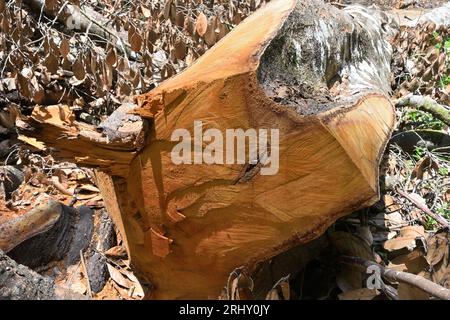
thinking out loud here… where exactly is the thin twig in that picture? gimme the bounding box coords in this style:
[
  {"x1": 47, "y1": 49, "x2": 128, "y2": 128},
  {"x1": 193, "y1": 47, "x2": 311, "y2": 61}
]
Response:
[
  {"x1": 397, "y1": 189, "x2": 450, "y2": 229},
  {"x1": 79, "y1": 250, "x2": 93, "y2": 298}
]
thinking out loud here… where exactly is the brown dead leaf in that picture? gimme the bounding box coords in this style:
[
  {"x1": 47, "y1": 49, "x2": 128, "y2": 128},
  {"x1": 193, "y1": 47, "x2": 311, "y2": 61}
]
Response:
[
  {"x1": 215, "y1": 17, "x2": 227, "y2": 40},
  {"x1": 195, "y1": 12, "x2": 208, "y2": 37},
  {"x1": 105, "y1": 245, "x2": 128, "y2": 259},
  {"x1": 17, "y1": 71, "x2": 32, "y2": 99},
  {"x1": 265, "y1": 275, "x2": 290, "y2": 300},
  {"x1": 0, "y1": 108, "x2": 16, "y2": 129},
  {"x1": 383, "y1": 195, "x2": 401, "y2": 213},
  {"x1": 330, "y1": 231, "x2": 374, "y2": 292},
  {"x1": 44, "y1": 53, "x2": 59, "y2": 75},
  {"x1": 77, "y1": 184, "x2": 99, "y2": 193},
  {"x1": 59, "y1": 38, "x2": 70, "y2": 58},
  {"x1": 445, "y1": 190, "x2": 450, "y2": 203},
  {"x1": 398, "y1": 282, "x2": 430, "y2": 300},
  {"x1": 140, "y1": 5, "x2": 151, "y2": 18},
  {"x1": 72, "y1": 58, "x2": 86, "y2": 81},
  {"x1": 423, "y1": 233, "x2": 450, "y2": 289},
  {"x1": 183, "y1": 16, "x2": 194, "y2": 36},
  {"x1": 330, "y1": 231, "x2": 374, "y2": 260},
  {"x1": 227, "y1": 268, "x2": 254, "y2": 300},
  {"x1": 387, "y1": 261, "x2": 408, "y2": 272},
  {"x1": 390, "y1": 249, "x2": 428, "y2": 274},
  {"x1": 426, "y1": 232, "x2": 448, "y2": 267},
  {"x1": 163, "y1": 0, "x2": 172, "y2": 19},
  {"x1": 174, "y1": 38, "x2": 187, "y2": 60},
  {"x1": 70, "y1": 281, "x2": 87, "y2": 295},
  {"x1": 412, "y1": 156, "x2": 439, "y2": 180},
  {"x1": 384, "y1": 211, "x2": 404, "y2": 229},
  {"x1": 384, "y1": 226, "x2": 426, "y2": 252},
  {"x1": 338, "y1": 288, "x2": 380, "y2": 300},
  {"x1": 105, "y1": 47, "x2": 117, "y2": 66},
  {"x1": 175, "y1": 11, "x2": 185, "y2": 27},
  {"x1": 204, "y1": 17, "x2": 216, "y2": 46},
  {"x1": 128, "y1": 26, "x2": 142, "y2": 53},
  {"x1": 107, "y1": 263, "x2": 132, "y2": 289}
]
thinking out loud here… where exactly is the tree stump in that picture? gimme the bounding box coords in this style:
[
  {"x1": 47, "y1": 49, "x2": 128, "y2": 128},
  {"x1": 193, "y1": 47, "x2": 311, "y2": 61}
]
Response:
[{"x1": 20, "y1": 0, "x2": 396, "y2": 298}]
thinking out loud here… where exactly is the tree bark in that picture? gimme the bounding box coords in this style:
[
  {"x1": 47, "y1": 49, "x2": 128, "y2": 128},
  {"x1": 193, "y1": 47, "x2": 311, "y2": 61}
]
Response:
[
  {"x1": 19, "y1": 0, "x2": 396, "y2": 299},
  {"x1": 0, "y1": 249, "x2": 88, "y2": 300}
]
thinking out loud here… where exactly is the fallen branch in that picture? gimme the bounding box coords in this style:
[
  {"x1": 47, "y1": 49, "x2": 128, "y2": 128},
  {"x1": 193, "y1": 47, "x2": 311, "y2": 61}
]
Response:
[
  {"x1": 0, "y1": 200, "x2": 62, "y2": 253},
  {"x1": 340, "y1": 255, "x2": 450, "y2": 300},
  {"x1": 395, "y1": 95, "x2": 450, "y2": 127},
  {"x1": 397, "y1": 189, "x2": 450, "y2": 229}
]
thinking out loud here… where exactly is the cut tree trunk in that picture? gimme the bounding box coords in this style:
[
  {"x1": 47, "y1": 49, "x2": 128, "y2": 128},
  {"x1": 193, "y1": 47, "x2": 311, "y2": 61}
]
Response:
[{"x1": 19, "y1": 0, "x2": 396, "y2": 299}]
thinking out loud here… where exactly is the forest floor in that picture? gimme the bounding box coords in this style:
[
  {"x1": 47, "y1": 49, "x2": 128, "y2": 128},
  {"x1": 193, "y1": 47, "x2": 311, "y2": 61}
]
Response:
[{"x1": 0, "y1": 0, "x2": 449, "y2": 300}]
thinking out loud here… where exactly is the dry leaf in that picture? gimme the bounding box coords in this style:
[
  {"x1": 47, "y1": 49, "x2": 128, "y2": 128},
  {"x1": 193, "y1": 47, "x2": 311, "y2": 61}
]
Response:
[
  {"x1": 398, "y1": 282, "x2": 430, "y2": 300},
  {"x1": 105, "y1": 48, "x2": 117, "y2": 66},
  {"x1": 175, "y1": 11, "x2": 185, "y2": 27},
  {"x1": 338, "y1": 288, "x2": 380, "y2": 300},
  {"x1": 215, "y1": 18, "x2": 227, "y2": 40},
  {"x1": 130, "y1": 32, "x2": 143, "y2": 53},
  {"x1": 59, "y1": 38, "x2": 70, "y2": 58},
  {"x1": 163, "y1": 0, "x2": 172, "y2": 19},
  {"x1": 105, "y1": 245, "x2": 128, "y2": 259},
  {"x1": 265, "y1": 275, "x2": 290, "y2": 300},
  {"x1": 330, "y1": 231, "x2": 374, "y2": 292},
  {"x1": 195, "y1": 12, "x2": 208, "y2": 37},
  {"x1": 204, "y1": 18, "x2": 216, "y2": 46},
  {"x1": 330, "y1": 231, "x2": 374, "y2": 260},
  {"x1": 384, "y1": 226, "x2": 425, "y2": 252},
  {"x1": 0, "y1": 107, "x2": 17, "y2": 129},
  {"x1": 227, "y1": 268, "x2": 254, "y2": 300},
  {"x1": 412, "y1": 156, "x2": 439, "y2": 180},
  {"x1": 383, "y1": 211, "x2": 404, "y2": 230},
  {"x1": 174, "y1": 38, "x2": 186, "y2": 60},
  {"x1": 78, "y1": 184, "x2": 99, "y2": 193},
  {"x1": 183, "y1": 16, "x2": 194, "y2": 35},
  {"x1": 426, "y1": 232, "x2": 448, "y2": 267},
  {"x1": 390, "y1": 249, "x2": 428, "y2": 274},
  {"x1": 383, "y1": 195, "x2": 401, "y2": 213},
  {"x1": 141, "y1": 5, "x2": 151, "y2": 18},
  {"x1": 17, "y1": 72, "x2": 32, "y2": 99},
  {"x1": 107, "y1": 263, "x2": 133, "y2": 289},
  {"x1": 70, "y1": 281, "x2": 87, "y2": 295},
  {"x1": 72, "y1": 58, "x2": 86, "y2": 81},
  {"x1": 44, "y1": 53, "x2": 59, "y2": 75}
]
